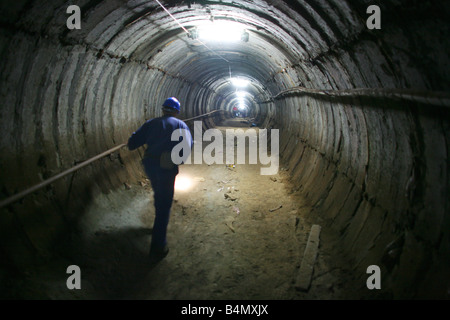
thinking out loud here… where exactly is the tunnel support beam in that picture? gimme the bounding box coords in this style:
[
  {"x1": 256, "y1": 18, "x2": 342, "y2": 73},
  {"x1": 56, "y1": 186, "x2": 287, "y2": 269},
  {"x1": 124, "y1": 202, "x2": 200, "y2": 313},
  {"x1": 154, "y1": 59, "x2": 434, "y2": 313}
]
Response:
[{"x1": 295, "y1": 224, "x2": 322, "y2": 291}]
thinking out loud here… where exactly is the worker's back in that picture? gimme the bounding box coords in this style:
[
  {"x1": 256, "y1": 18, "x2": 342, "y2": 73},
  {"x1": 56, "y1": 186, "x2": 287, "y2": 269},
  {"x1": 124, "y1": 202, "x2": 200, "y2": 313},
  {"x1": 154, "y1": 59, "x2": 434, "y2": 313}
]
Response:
[{"x1": 128, "y1": 115, "x2": 192, "y2": 168}]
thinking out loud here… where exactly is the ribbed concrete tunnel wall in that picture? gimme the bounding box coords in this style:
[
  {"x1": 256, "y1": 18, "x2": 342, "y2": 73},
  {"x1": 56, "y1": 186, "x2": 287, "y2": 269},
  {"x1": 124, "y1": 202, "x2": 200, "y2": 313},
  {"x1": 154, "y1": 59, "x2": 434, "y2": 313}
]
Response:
[{"x1": 0, "y1": 0, "x2": 449, "y2": 299}]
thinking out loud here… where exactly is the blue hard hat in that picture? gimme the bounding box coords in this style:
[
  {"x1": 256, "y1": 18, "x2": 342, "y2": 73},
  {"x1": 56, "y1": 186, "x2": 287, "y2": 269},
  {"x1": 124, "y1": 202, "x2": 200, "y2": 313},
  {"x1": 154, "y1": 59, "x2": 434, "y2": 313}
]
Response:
[{"x1": 162, "y1": 97, "x2": 181, "y2": 113}]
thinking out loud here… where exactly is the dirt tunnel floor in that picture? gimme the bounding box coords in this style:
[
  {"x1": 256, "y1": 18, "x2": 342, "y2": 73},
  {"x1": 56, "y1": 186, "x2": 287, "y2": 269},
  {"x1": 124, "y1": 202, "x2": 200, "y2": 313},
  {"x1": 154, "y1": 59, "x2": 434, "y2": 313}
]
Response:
[{"x1": 9, "y1": 122, "x2": 365, "y2": 300}]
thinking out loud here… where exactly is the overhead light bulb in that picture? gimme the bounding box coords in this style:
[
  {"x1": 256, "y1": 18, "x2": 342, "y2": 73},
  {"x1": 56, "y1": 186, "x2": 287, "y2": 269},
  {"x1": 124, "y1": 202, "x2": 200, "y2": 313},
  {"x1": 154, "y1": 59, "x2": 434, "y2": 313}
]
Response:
[
  {"x1": 231, "y1": 78, "x2": 249, "y2": 87},
  {"x1": 198, "y1": 21, "x2": 244, "y2": 42}
]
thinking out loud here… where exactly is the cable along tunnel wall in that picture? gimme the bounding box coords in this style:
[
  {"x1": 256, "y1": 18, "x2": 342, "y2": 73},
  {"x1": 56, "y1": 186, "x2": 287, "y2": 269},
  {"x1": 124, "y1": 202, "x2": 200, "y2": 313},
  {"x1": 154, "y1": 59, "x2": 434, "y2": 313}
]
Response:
[{"x1": 0, "y1": 0, "x2": 449, "y2": 299}]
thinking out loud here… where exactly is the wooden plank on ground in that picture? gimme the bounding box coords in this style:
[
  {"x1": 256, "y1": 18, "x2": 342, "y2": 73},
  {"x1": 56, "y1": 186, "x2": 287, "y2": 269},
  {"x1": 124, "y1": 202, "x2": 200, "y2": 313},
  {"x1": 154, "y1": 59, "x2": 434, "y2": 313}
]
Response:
[{"x1": 295, "y1": 224, "x2": 321, "y2": 291}]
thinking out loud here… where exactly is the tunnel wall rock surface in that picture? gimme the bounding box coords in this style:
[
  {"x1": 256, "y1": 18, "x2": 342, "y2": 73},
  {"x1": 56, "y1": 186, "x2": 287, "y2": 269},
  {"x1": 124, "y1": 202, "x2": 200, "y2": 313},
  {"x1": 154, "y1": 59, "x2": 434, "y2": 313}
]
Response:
[
  {"x1": 0, "y1": 0, "x2": 448, "y2": 299},
  {"x1": 0, "y1": 28, "x2": 205, "y2": 275},
  {"x1": 273, "y1": 5, "x2": 449, "y2": 297}
]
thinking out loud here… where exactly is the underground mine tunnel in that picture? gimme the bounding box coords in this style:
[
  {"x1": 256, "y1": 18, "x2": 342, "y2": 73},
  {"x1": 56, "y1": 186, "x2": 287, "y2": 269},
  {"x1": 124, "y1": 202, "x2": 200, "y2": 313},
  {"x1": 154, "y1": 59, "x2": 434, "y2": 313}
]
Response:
[{"x1": 0, "y1": 0, "x2": 449, "y2": 300}]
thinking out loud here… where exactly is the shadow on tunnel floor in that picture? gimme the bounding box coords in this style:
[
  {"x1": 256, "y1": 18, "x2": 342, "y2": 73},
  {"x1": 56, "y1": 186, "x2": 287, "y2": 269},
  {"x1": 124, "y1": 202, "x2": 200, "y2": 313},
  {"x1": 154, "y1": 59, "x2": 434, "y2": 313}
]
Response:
[{"x1": 65, "y1": 226, "x2": 159, "y2": 299}]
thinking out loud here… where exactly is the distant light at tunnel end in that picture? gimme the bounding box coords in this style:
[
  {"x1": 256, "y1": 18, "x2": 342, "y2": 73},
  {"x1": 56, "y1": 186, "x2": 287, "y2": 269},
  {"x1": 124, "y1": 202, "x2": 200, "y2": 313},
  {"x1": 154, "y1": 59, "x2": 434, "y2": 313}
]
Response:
[
  {"x1": 238, "y1": 104, "x2": 247, "y2": 111},
  {"x1": 235, "y1": 91, "x2": 248, "y2": 98}
]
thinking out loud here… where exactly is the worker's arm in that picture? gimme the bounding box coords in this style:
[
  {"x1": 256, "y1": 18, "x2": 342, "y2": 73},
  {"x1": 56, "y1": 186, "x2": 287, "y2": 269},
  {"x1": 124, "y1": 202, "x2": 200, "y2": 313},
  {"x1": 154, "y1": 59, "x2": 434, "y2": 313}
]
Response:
[{"x1": 128, "y1": 120, "x2": 151, "y2": 150}]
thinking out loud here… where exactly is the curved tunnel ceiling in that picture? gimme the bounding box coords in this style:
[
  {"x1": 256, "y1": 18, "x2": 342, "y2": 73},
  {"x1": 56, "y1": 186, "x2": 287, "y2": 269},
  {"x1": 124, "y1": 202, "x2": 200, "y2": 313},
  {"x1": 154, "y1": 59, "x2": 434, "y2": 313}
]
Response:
[
  {"x1": 0, "y1": 0, "x2": 449, "y2": 299},
  {"x1": 55, "y1": 0, "x2": 366, "y2": 119}
]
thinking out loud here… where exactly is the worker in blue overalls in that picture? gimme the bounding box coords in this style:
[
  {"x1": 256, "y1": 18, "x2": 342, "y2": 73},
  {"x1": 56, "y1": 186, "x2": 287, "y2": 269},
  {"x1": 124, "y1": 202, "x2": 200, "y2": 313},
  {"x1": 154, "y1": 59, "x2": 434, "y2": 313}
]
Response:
[{"x1": 128, "y1": 97, "x2": 192, "y2": 263}]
